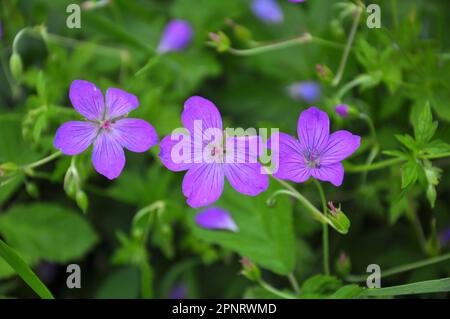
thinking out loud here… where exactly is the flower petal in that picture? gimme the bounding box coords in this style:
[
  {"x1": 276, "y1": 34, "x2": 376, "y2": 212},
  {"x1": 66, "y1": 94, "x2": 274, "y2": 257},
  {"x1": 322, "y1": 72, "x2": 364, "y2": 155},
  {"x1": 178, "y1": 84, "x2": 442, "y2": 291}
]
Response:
[
  {"x1": 105, "y1": 88, "x2": 139, "y2": 119},
  {"x1": 92, "y1": 131, "x2": 125, "y2": 180},
  {"x1": 159, "y1": 133, "x2": 192, "y2": 172},
  {"x1": 113, "y1": 118, "x2": 158, "y2": 153},
  {"x1": 69, "y1": 80, "x2": 105, "y2": 120},
  {"x1": 223, "y1": 136, "x2": 269, "y2": 195},
  {"x1": 311, "y1": 162, "x2": 344, "y2": 187},
  {"x1": 297, "y1": 107, "x2": 330, "y2": 154},
  {"x1": 269, "y1": 133, "x2": 311, "y2": 183},
  {"x1": 182, "y1": 164, "x2": 224, "y2": 208},
  {"x1": 195, "y1": 207, "x2": 238, "y2": 232},
  {"x1": 224, "y1": 162, "x2": 269, "y2": 196},
  {"x1": 320, "y1": 130, "x2": 361, "y2": 165},
  {"x1": 53, "y1": 121, "x2": 97, "y2": 155},
  {"x1": 182, "y1": 96, "x2": 222, "y2": 135}
]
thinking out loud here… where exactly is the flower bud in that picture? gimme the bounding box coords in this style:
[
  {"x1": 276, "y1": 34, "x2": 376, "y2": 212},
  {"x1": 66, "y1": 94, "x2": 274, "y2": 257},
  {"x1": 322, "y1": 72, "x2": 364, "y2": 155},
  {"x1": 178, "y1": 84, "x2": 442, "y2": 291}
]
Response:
[
  {"x1": 316, "y1": 64, "x2": 333, "y2": 84},
  {"x1": 208, "y1": 31, "x2": 231, "y2": 53},
  {"x1": 251, "y1": 0, "x2": 283, "y2": 24},
  {"x1": 240, "y1": 257, "x2": 261, "y2": 282},
  {"x1": 335, "y1": 104, "x2": 359, "y2": 118},
  {"x1": 335, "y1": 252, "x2": 352, "y2": 276},
  {"x1": 76, "y1": 190, "x2": 89, "y2": 213},
  {"x1": 157, "y1": 19, "x2": 193, "y2": 54},
  {"x1": 10, "y1": 52, "x2": 23, "y2": 80}
]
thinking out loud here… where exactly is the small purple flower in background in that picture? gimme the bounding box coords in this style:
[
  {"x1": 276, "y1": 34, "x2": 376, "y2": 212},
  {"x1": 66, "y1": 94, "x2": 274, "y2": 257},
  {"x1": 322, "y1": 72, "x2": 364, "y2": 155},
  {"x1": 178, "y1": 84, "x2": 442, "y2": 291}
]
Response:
[
  {"x1": 288, "y1": 0, "x2": 305, "y2": 2},
  {"x1": 54, "y1": 80, "x2": 158, "y2": 180},
  {"x1": 287, "y1": 81, "x2": 321, "y2": 103},
  {"x1": 269, "y1": 107, "x2": 360, "y2": 186},
  {"x1": 168, "y1": 283, "x2": 188, "y2": 299},
  {"x1": 195, "y1": 207, "x2": 239, "y2": 232},
  {"x1": 157, "y1": 19, "x2": 193, "y2": 53},
  {"x1": 335, "y1": 104, "x2": 349, "y2": 118},
  {"x1": 159, "y1": 96, "x2": 269, "y2": 208},
  {"x1": 440, "y1": 228, "x2": 450, "y2": 247},
  {"x1": 251, "y1": 0, "x2": 284, "y2": 24}
]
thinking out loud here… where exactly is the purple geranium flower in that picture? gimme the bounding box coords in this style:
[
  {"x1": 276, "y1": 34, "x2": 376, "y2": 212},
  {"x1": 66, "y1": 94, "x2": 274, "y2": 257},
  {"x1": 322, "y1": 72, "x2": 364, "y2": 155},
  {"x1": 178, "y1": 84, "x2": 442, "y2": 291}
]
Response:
[
  {"x1": 159, "y1": 96, "x2": 269, "y2": 208},
  {"x1": 287, "y1": 81, "x2": 321, "y2": 103},
  {"x1": 54, "y1": 80, "x2": 158, "y2": 180},
  {"x1": 269, "y1": 107, "x2": 360, "y2": 186},
  {"x1": 157, "y1": 19, "x2": 193, "y2": 53},
  {"x1": 195, "y1": 207, "x2": 239, "y2": 232},
  {"x1": 251, "y1": 0, "x2": 284, "y2": 24}
]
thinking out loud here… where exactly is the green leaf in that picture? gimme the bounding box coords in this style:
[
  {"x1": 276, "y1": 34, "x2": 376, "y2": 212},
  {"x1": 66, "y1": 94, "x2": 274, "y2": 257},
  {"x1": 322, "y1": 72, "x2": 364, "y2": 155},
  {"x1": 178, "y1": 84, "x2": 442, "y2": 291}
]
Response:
[
  {"x1": 395, "y1": 134, "x2": 418, "y2": 152},
  {"x1": 401, "y1": 161, "x2": 420, "y2": 189},
  {"x1": 300, "y1": 275, "x2": 342, "y2": 298},
  {"x1": 412, "y1": 103, "x2": 438, "y2": 145},
  {"x1": 360, "y1": 278, "x2": 450, "y2": 297},
  {"x1": 95, "y1": 267, "x2": 140, "y2": 299},
  {"x1": 0, "y1": 239, "x2": 54, "y2": 299},
  {"x1": 328, "y1": 285, "x2": 363, "y2": 299},
  {"x1": 190, "y1": 183, "x2": 295, "y2": 275},
  {"x1": 0, "y1": 203, "x2": 98, "y2": 262}
]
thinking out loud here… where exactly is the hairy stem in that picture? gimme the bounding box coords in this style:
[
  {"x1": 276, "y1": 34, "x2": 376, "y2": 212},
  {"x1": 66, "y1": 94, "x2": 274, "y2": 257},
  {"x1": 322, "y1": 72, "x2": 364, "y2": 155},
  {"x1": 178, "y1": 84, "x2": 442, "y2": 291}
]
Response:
[
  {"x1": 313, "y1": 179, "x2": 330, "y2": 276},
  {"x1": 332, "y1": 6, "x2": 363, "y2": 86},
  {"x1": 227, "y1": 33, "x2": 344, "y2": 56},
  {"x1": 258, "y1": 279, "x2": 296, "y2": 299},
  {"x1": 22, "y1": 151, "x2": 62, "y2": 170}
]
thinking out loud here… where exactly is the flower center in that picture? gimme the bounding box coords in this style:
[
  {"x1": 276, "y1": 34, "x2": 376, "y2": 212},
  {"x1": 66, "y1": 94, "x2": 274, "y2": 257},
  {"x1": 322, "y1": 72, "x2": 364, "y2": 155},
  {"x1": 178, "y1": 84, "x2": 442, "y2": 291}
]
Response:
[
  {"x1": 100, "y1": 120, "x2": 112, "y2": 130},
  {"x1": 304, "y1": 151, "x2": 321, "y2": 169}
]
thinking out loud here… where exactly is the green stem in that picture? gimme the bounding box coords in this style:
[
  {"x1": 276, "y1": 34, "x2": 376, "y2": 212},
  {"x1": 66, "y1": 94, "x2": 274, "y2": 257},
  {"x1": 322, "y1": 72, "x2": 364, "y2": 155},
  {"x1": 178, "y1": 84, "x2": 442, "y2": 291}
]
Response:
[
  {"x1": 227, "y1": 33, "x2": 344, "y2": 57},
  {"x1": 335, "y1": 75, "x2": 370, "y2": 100},
  {"x1": 345, "y1": 157, "x2": 404, "y2": 173},
  {"x1": 406, "y1": 199, "x2": 428, "y2": 254},
  {"x1": 345, "y1": 253, "x2": 450, "y2": 282},
  {"x1": 258, "y1": 279, "x2": 296, "y2": 299},
  {"x1": 22, "y1": 151, "x2": 62, "y2": 170},
  {"x1": 332, "y1": 6, "x2": 363, "y2": 86},
  {"x1": 228, "y1": 33, "x2": 312, "y2": 56},
  {"x1": 287, "y1": 273, "x2": 300, "y2": 294},
  {"x1": 313, "y1": 180, "x2": 330, "y2": 276}
]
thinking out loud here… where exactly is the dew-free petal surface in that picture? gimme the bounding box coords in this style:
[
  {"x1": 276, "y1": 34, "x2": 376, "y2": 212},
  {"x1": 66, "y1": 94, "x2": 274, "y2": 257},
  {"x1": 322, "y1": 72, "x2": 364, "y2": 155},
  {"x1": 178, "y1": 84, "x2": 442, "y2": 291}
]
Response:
[
  {"x1": 297, "y1": 107, "x2": 330, "y2": 154},
  {"x1": 182, "y1": 163, "x2": 224, "y2": 208},
  {"x1": 53, "y1": 121, "x2": 98, "y2": 155},
  {"x1": 92, "y1": 131, "x2": 125, "y2": 180},
  {"x1": 113, "y1": 118, "x2": 158, "y2": 153},
  {"x1": 320, "y1": 130, "x2": 361, "y2": 165},
  {"x1": 69, "y1": 80, "x2": 105, "y2": 121},
  {"x1": 105, "y1": 88, "x2": 139, "y2": 119},
  {"x1": 310, "y1": 162, "x2": 344, "y2": 186}
]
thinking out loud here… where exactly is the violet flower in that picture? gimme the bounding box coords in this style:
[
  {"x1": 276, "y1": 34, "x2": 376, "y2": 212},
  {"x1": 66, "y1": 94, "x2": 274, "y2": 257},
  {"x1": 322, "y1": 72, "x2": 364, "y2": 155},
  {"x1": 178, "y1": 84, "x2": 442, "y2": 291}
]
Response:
[
  {"x1": 251, "y1": 0, "x2": 284, "y2": 24},
  {"x1": 159, "y1": 96, "x2": 269, "y2": 208},
  {"x1": 335, "y1": 104, "x2": 349, "y2": 118},
  {"x1": 168, "y1": 283, "x2": 188, "y2": 299},
  {"x1": 269, "y1": 107, "x2": 360, "y2": 186},
  {"x1": 288, "y1": 81, "x2": 321, "y2": 103},
  {"x1": 195, "y1": 207, "x2": 239, "y2": 232},
  {"x1": 54, "y1": 80, "x2": 158, "y2": 180},
  {"x1": 157, "y1": 19, "x2": 193, "y2": 53}
]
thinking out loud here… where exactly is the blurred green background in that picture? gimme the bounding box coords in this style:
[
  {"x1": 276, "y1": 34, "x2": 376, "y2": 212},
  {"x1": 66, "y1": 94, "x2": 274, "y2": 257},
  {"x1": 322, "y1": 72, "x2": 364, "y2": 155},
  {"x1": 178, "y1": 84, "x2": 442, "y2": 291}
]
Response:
[{"x1": 0, "y1": 0, "x2": 449, "y2": 298}]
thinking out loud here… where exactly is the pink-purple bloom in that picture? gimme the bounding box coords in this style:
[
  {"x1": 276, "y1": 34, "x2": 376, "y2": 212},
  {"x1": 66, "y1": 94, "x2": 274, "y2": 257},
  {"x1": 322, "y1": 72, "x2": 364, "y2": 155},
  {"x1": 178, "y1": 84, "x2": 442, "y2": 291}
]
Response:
[
  {"x1": 269, "y1": 107, "x2": 360, "y2": 186},
  {"x1": 157, "y1": 19, "x2": 193, "y2": 53},
  {"x1": 288, "y1": 81, "x2": 321, "y2": 103},
  {"x1": 335, "y1": 104, "x2": 349, "y2": 118},
  {"x1": 251, "y1": 0, "x2": 284, "y2": 24},
  {"x1": 159, "y1": 96, "x2": 269, "y2": 208},
  {"x1": 54, "y1": 80, "x2": 158, "y2": 180},
  {"x1": 195, "y1": 207, "x2": 238, "y2": 232}
]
